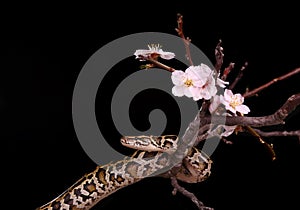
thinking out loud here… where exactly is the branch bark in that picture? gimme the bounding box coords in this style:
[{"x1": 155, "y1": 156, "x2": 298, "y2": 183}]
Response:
[
  {"x1": 253, "y1": 129, "x2": 300, "y2": 142},
  {"x1": 170, "y1": 176, "x2": 214, "y2": 210},
  {"x1": 202, "y1": 93, "x2": 300, "y2": 127},
  {"x1": 214, "y1": 39, "x2": 224, "y2": 73},
  {"x1": 243, "y1": 67, "x2": 300, "y2": 98},
  {"x1": 175, "y1": 13, "x2": 193, "y2": 66},
  {"x1": 229, "y1": 62, "x2": 248, "y2": 90}
]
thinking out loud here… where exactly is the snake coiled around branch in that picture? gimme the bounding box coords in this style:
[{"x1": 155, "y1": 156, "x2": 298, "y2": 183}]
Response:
[{"x1": 36, "y1": 135, "x2": 212, "y2": 210}]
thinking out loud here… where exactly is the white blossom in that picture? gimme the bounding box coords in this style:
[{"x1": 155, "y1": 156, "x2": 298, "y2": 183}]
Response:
[
  {"x1": 171, "y1": 64, "x2": 217, "y2": 101},
  {"x1": 220, "y1": 89, "x2": 250, "y2": 115},
  {"x1": 134, "y1": 44, "x2": 175, "y2": 61}
]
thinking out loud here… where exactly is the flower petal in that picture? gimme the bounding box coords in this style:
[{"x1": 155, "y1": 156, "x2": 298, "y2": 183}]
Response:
[
  {"x1": 235, "y1": 93, "x2": 244, "y2": 104},
  {"x1": 217, "y1": 78, "x2": 229, "y2": 88},
  {"x1": 172, "y1": 85, "x2": 185, "y2": 97},
  {"x1": 236, "y1": 104, "x2": 250, "y2": 114},
  {"x1": 171, "y1": 70, "x2": 186, "y2": 86},
  {"x1": 134, "y1": 45, "x2": 175, "y2": 60},
  {"x1": 224, "y1": 89, "x2": 233, "y2": 101},
  {"x1": 134, "y1": 49, "x2": 151, "y2": 58},
  {"x1": 160, "y1": 51, "x2": 175, "y2": 60},
  {"x1": 186, "y1": 65, "x2": 208, "y2": 87},
  {"x1": 221, "y1": 125, "x2": 237, "y2": 137},
  {"x1": 207, "y1": 79, "x2": 217, "y2": 96},
  {"x1": 200, "y1": 63, "x2": 213, "y2": 76},
  {"x1": 185, "y1": 87, "x2": 195, "y2": 98},
  {"x1": 192, "y1": 78, "x2": 206, "y2": 87},
  {"x1": 200, "y1": 88, "x2": 213, "y2": 100},
  {"x1": 209, "y1": 95, "x2": 221, "y2": 114},
  {"x1": 225, "y1": 104, "x2": 236, "y2": 114}
]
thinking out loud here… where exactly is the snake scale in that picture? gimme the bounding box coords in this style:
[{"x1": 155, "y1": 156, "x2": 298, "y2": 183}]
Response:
[{"x1": 36, "y1": 135, "x2": 212, "y2": 210}]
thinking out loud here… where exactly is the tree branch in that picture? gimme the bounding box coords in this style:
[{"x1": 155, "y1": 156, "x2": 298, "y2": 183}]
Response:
[
  {"x1": 214, "y1": 39, "x2": 224, "y2": 73},
  {"x1": 229, "y1": 61, "x2": 248, "y2": 90},
  {"x1": 221, "y1": 62, "x2": 235, "y2": 81},
  {"x1": 175, "y1": 13, "x2": 194, "y2": 66},
  {"x1": 252, "y1": 129, "x2": 300, "y2": 142},
  {"x1": 170, "y1": 175, "x2": 214, "y2": 210},
  {"x1": 202, "y1": 93, "x2": 300, "y2": 127},
  {"x1": 141, "y1": 56, "x2": 175, "y2": 72},
  {"x1": 244, "y1": 125, "x2": 276, "y2": 160},
  {"x1": 200, "y1": 40, "x2": 226, "y2": 123},
  {"x1": 243, "y1": 67, "x2": 300, "y2": 98}
]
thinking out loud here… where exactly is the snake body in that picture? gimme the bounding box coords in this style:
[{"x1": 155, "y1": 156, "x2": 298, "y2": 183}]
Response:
[{"x1": 36, "y1": 135, "x2": 212, "y2": 210}]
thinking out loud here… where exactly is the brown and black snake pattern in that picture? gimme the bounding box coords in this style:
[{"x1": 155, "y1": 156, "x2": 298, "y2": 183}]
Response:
[{"x1": 36, "y1": 135, "x2": 212, "y2": 210}]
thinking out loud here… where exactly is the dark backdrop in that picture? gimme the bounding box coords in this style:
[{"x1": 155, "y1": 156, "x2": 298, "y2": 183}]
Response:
[{"x1": 2, "y1": 2, "x2": 299, "y2": 210}]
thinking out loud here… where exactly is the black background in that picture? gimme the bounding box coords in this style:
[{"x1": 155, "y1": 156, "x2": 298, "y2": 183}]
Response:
[{"x1": 2, "y1": 2, "x2": 300, "y2": 210}]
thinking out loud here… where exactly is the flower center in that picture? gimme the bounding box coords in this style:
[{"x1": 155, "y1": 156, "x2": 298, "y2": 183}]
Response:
[
  {"x1": 184, "y1": 79, "x2": 193, "y2": 87},
  {"x1": 229, "y1": 96, "x2": 241, "y2": 109}
]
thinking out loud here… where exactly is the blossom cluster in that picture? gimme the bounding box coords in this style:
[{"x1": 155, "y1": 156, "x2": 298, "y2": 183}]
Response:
[
  {"x1": 171, "y1": 64, "x2": 229, "y2": 101},
  {"x1": 134, "y1": 45, "x2": 251, "y2": 137}
]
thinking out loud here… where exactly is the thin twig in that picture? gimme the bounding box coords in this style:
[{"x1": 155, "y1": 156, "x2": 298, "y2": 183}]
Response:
[
  {"x1": 229, "y1": 61, "x2": 248, "y2": 90},
  {"x1": 175, "y1": 13, "x2": 194, "y2": 66},
  {"x1": 253, "y1": 129, "x2": 300, "y2": 142},
  {"x1": 144, "y1": 57, "x2": 175, "y2": 72},
  {"x1": 214, "y1": 39, "x2": 224, "y2": 73},
  {"x1": 221, "y1": 62, "x2": 235, "y2": 81},
  {"x1": 244, "y1": 125, "x2": 276, "y2": 160},
  {"x1": 243, "y1": 67, "x2": 300, "y2": 98},
  {"x1": 199, "y1": 40, "x2": 225, "y2": 124},
  {"x1": 170, "y1": 175, "x2": 214, "y2": 210}
]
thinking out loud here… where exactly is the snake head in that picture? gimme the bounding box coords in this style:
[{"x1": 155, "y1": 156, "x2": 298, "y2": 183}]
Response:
[{"x1": 120, "y1": 135, "x2": 178, "y2": 153}]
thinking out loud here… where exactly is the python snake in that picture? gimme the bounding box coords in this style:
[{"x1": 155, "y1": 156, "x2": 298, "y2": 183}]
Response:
[{"x1": 36, "y1": 135, "x2": 212, "y2": 210}]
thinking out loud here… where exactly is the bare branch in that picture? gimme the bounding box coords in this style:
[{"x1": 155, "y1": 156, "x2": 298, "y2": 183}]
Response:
[
  {"x1": 170, "y1": 175, "x2": 214, "y2": 210},
  {"x1": 199, "y1": 100, "x2": 211, "y2": 127},
  {"x1": 214, "y1": 39, "x2": 224, "y2": 73},
  {"x1": 253, "y1": 129, "x2": 300, "y2": 142},
  {"x1": 243, "y1": 67, "x2": 300, "y2": 98},
  {"x1": 175, "y1": 13, "x2": 194, "y2": 66},
  {"x1": 244, "y1": 125, "x2": 276, "y2": 160},
  {"x1": 229, "y1": 61, "x2": 248, "y2": 90},
  {"x1": 221, "y1": 62, "x2": 235, "y2": 81},
  {"x1": 141, "y1": 56, "x2": 175, "y2": 72}
]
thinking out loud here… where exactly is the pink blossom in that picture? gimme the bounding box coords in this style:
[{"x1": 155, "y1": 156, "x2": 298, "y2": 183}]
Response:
[
  {"x1": 134, "y1": 44, "x2": 175, "y2": 61},
  {"x1": 171, "y1": 64, "x2": 217, "y2": 101},
  {"x1": 220, "y1": 89, "x2": 250, "y2": 115}
]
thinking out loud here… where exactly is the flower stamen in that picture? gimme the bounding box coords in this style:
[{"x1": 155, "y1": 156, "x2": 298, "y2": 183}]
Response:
[
  {"x1": 184, "y1": 79, "x2": 193, "y2": 87},
  {"x1": 229, "y1": 95, "x2": 241, "y2": 109}
]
